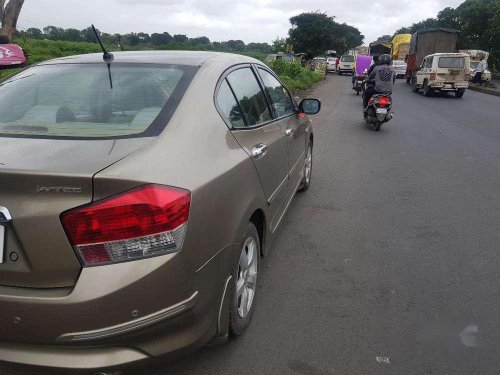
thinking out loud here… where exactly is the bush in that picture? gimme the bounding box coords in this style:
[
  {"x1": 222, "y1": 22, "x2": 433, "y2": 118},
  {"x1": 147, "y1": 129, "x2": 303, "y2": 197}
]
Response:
[{"x1": 268, "y1": 59, "x2": 323, "y2": 92}]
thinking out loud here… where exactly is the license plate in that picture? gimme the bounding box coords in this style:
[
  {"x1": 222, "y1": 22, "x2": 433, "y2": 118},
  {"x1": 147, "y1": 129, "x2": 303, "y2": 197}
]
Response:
[
  {"x1": 376, "y1": 108, "x2": 387, "y2": 114},
  {"x1": 0, "y1": 225, "x2": 4, "y2": 264}
]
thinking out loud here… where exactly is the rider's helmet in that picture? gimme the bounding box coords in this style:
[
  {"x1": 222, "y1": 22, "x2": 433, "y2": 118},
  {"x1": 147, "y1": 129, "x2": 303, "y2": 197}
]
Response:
[{"x1": 379, "y1": 54, "x2": 391, "y2": 65}]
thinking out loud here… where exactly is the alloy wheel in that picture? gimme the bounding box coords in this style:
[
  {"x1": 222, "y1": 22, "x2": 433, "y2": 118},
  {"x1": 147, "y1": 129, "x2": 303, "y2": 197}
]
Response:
[{"x1": 236, "y1": 237, "x2": 258, "y2": 318}]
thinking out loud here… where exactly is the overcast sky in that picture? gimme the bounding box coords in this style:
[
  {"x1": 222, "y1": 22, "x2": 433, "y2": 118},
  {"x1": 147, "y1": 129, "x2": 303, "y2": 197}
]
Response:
[{"x1": 17, "y1": 0, "x2": 465, "y2": 45}]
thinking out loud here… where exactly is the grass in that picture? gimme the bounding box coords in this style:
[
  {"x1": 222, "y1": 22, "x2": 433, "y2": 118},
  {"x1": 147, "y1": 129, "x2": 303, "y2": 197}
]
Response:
[{"x1": 1, "y1": 38, "x2": 321, "y2": 92}]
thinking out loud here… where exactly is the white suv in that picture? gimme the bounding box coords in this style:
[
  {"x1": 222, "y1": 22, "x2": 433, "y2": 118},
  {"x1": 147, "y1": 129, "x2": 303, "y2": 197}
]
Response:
[{"x1": 411, "y1": 53, "x2": 470, "y2": 98}]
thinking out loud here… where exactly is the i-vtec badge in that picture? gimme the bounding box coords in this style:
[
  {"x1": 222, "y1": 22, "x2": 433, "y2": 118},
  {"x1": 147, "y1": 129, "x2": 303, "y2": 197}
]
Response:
[{"x1": 36, "y1": 186, "x2": 83, "y2": 194}]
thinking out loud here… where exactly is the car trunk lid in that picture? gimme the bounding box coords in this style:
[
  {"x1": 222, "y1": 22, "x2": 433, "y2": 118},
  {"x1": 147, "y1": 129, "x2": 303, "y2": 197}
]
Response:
[{"x1": 0, "y1": 137, "x2": 151, "y2": 288}]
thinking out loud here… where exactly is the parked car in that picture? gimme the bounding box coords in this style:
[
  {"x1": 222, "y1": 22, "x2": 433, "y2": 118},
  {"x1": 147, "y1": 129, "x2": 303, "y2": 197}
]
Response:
[
  {"x1": 326, "y1": 57, "x2": 336, "y2": 73},
  {"x1": 337, "y1": 54, "x2": 355, "y2": 75},
  {"x1": 392, "y1": 60, "x2": 407, "y2": 78},
  {"x1": 410, "y1": 53, "x2": 470, "y2": 98},
  {"x1": 0, "y1": 51, "x2": 320, "y2": 373}
]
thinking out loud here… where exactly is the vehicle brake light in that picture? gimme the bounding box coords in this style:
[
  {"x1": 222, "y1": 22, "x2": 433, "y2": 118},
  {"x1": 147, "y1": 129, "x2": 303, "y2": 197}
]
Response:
[
  {"x1": 377, "y1": 96, "x2": 391, "y2": 107},
  {"x1": 61, "y1": 185, "x2": 191, "y2": 266},
  {"x1": 430, "y1": 73, "x2": 436, "y2": 80}
]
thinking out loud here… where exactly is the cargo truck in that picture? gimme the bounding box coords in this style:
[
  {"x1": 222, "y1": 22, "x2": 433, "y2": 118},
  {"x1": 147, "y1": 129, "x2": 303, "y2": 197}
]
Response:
[{"x1": 405, "y1": 28, "x2": 460, "y2": 82}]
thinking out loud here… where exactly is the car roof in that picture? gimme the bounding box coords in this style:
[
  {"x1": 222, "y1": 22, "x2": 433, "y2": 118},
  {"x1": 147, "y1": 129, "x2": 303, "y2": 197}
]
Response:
[{"x1": 37, "y1": 50, "x2": 261, "y2": 67}]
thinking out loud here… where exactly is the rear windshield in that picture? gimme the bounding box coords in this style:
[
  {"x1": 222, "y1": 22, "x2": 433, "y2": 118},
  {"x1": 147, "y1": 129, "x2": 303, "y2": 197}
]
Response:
[
  {"x1": 470, "y1": 61, "x2": 479, "y2": 69},
  {"x1": 327, "y1": 57, "x2": 335, "y2": 62},
  {"x1": 0, "y1": 63, "x2": 195, "y2": 139},
  {"x1": 438, "y1": 57, "x2": 465, "y2": 69},
  {"x1": 341, "y1": 55, "x2": 354, "y2": 62}
]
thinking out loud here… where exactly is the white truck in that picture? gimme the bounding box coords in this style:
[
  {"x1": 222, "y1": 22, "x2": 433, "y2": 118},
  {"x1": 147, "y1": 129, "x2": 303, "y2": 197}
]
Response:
[
  {"x1": 460, "y1": 49, "x2": 492, "y2": 83},
  {"x1": 411, "y1": 53, "x2": 470, "y2": 98}
]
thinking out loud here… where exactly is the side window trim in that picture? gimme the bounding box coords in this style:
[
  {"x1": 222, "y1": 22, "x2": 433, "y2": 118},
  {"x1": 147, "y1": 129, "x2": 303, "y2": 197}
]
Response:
[{"x1": 214, "y1": 63, "x2": 280, "y2": 130}]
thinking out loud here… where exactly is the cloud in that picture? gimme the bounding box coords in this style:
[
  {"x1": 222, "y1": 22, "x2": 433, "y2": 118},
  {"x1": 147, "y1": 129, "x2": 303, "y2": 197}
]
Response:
[{"x1": 17, "y1": 0, "x2": 465, "y2": 44}]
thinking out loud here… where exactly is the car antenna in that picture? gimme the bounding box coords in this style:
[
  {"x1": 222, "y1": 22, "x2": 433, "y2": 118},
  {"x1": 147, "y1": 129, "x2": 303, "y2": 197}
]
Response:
[{"x1": 91, "y1": 24, "x2": 114, "y2": 89}]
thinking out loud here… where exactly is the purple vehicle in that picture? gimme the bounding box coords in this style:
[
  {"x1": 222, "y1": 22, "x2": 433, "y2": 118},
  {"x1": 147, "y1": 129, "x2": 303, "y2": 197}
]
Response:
[{"x1": 353, "y1": 54, "x2": 372, "y2": 95}]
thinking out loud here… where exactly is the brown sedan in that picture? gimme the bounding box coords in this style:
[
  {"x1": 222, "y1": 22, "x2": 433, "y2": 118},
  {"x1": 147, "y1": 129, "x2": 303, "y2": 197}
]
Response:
[{"x1": 0, "y1": 51, "x2": 320, "y2": 373}]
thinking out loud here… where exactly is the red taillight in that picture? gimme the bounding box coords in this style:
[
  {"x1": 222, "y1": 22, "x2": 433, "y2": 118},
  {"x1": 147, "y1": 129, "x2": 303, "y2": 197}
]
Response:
[
  {"x1": 430, "y1": 73, "x2": 436, "y2": 80},
  {"x1": 377, "y1": 96, "x2": 391, "y2": 107},
  {"x1": 61, "y1": 185, "x2": 191, "y2": 266}
]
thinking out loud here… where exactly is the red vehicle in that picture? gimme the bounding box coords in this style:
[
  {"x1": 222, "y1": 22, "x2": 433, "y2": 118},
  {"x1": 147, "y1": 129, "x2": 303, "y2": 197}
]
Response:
[{"x1": 0, "y1": 40, "x2": 27, "y2": 69}]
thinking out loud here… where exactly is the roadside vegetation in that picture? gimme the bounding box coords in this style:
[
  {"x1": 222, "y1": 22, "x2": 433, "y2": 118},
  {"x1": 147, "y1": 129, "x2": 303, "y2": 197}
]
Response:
[{"x1": 268, "y1": 59, "x2": 323, "y2": 92}]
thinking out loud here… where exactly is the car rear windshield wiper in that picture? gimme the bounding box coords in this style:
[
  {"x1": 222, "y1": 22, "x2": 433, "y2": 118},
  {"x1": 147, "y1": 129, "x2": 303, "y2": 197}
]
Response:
[{"x1": 91, "y1": 24, "x2": 114, "y2": 89}]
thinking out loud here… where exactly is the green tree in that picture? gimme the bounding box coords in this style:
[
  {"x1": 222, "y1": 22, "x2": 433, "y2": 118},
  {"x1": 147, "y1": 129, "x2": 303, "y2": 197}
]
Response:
[
  {"x1": 43, "y1": 25, "x2": 64, "y2": 40},
  {"x1": 172, "y1": 34, "x2": 188, "y2": 43},
  {"x1": 376, "y1": 34, "x2": 392, "y2": 42},
  {"x1": 189, "y1": 36, "x2": 210, "y2": 45},
  {"x1": 61, "y1": 28, "x2": 81, "y2": 42},
  {"x1": 288, "y1": 12, "x2": 363, "y2": 57},
  {"x1": 24, "y1": 27, "x2": 42, "y2": 39},
  {"x1": 288, "y1": 12, "x2": 336, "y2": 57},
  {"x1": 151, "y1": 32, "x2": 172, "y2": 45}
]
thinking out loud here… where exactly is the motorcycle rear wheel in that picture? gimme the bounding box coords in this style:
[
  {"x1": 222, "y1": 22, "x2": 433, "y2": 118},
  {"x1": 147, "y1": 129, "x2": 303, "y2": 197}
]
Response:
[{"x1": 374, "y1": 121, "x2": 382, "y2": 131}]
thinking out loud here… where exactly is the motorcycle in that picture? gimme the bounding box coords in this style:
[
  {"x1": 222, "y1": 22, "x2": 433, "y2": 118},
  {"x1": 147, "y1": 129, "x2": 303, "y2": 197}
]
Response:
[
  {"x1": 363, "y1": 92, "x2": 393, "y2": 131},
  {"x1": 352, "y1": 74, "x2": 365, "y2": 95}
]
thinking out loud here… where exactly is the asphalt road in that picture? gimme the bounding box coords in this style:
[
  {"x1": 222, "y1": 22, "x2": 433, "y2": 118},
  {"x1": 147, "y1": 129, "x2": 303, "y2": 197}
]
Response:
[{"x1": 2, "y1": 75, "x2": 500, "y2": 375}]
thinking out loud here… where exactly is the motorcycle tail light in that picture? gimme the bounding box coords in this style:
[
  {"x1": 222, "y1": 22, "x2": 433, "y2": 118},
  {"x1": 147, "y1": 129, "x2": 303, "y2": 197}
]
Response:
[
  {"x1": 377, "y1": 96, "x2": 391, "y2": 107},
  {"x1": 61, "y1": 185, "x2": 190, "y2": 266}
]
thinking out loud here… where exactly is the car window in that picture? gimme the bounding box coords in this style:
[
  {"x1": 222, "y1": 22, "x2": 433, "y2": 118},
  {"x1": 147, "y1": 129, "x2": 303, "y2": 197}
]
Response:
[
  {"x1": 216, "y1": 79, "x2": 245, "y2": 128},
  {"x1": 424, "y1": 57, "x2": 433, "y2": 68},
  {"x1": 257, "y1": 68, "x2": 294, "y2": 118},
  {"x1": 341, "y1": 55, "x2": 354, "y2": 62},
  {"x1": 439, "y1": 57, "x2": 465, "y2": 69},
  {"x1": 226, "y1": 68, "x2": 272, "y2": 127},
  {"x1": 0, "y1": 64, "x2": 190, "y2": 138}
]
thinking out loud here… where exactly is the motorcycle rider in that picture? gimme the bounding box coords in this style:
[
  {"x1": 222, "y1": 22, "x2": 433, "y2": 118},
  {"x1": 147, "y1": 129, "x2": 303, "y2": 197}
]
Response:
[{"x1": 363, "y1": 54, "x2": 395, "y2": 109}]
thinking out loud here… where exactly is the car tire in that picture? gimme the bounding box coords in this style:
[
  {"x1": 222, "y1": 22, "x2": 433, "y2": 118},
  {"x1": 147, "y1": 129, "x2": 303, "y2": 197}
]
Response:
[
  {"x1": 455, "y1": 90, "x2": 465, "y2": 98},
  {"x1": 298, "y1": 142, "x2": 313, "y2": 192},
  {"x1": 411, "y1": 78, "x2": 419, "y2": 93},
  {"x1": 229, "y1": 223, "x2": 260, "y2": 337},
  {"x1": 423, "y1": 81, "x2": 432, "y2": 97}
]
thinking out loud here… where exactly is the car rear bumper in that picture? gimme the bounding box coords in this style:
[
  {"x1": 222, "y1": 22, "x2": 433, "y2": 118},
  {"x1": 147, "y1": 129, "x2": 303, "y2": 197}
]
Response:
[
  {"x1": 0, "y1": 243, "x2": 235, "y2": 371},
  {"x1": 430, "y1": 82, "x2": 469, "y2": 90}
]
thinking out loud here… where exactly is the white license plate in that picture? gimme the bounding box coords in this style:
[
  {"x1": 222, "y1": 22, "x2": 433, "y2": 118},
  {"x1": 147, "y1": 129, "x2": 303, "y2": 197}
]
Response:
[
  {"x1": 0, "y1": 225, "x2": 4, "y2": 264},
  {"x1": 376, "y1": 108, "x2": 388, "y2": 114}
]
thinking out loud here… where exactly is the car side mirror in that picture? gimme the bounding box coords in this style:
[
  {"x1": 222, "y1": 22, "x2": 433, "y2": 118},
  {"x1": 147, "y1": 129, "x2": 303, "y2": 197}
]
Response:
[{"x1": 298, "y1": 98, "x2": 321, "y2": 115}]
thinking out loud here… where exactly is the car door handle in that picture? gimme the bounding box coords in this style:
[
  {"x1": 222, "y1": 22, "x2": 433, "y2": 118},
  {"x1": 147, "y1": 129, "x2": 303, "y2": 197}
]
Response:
[
  {"x1": 285, "y1": 128, "x2": 293, "y2": 136},
  {"x1": 251, "y1": 144, "x2": 267, "y2": 159}
]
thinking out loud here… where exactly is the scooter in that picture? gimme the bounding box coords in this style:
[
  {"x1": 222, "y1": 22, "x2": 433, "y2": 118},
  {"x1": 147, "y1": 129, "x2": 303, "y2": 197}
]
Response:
[
  {"x1": 363, "y1": 88, "x2": 393, "y2": 131},
  {"x1": 352, "y1": 74, "x2": 365, "y2": 95}
]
